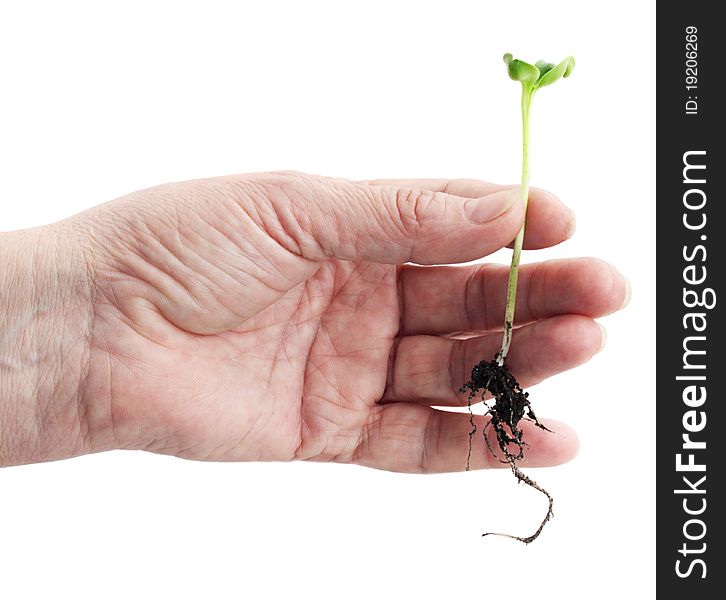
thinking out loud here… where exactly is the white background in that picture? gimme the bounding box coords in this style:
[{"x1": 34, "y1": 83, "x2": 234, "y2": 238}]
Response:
[{"x1": 0, "y1": 1, "x2": 655, "y2": 598}]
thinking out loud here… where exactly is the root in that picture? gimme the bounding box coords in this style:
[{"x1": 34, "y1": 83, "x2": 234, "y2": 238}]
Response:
[
  {"x1": 482, "y1": 457, "x2": 554, "y2": 544},
  {"x1": 465, "y1": 375, "x2": 491, "y2": 471},
  {"x1": 466, "y1": 391, "x2": 477, "y2": 472},
  {"x1": 460, "y1": 354, "x2": 555, "y2": 544}
]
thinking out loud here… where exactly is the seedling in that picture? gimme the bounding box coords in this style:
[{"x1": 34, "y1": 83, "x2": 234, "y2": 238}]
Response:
[{"x1": 460, "y1": 53, "x2": 575, "y2": 544}]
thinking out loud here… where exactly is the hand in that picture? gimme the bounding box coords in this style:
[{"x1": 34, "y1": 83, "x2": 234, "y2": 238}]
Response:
[{"x1": 0, "y1": 172, "x2": 628, "y2": 470}]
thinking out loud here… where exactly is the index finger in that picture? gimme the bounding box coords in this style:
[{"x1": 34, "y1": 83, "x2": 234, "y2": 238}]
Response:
[{"x1": 362, "y1": 178, "x2": 575, "y2": 250}]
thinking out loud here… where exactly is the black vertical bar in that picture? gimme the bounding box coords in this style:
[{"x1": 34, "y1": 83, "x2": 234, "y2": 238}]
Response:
[{"x1": 657, "y1": 4, "x2": 723, "y2": 595}]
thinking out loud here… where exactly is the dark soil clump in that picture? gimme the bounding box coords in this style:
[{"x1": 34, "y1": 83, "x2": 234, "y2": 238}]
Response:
[{"x1": 460, "y1": 353, "x2": 554, "y2": 544}]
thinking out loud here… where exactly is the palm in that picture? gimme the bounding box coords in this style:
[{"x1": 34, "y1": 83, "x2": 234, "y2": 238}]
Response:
[{"x1": 93, "y1": 259, "x2": 398, "y2": 463}]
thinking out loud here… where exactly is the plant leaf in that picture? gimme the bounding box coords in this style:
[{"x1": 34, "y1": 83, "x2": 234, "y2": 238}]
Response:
[
  {"x1": 535, "y1": 61, "x2": 555, "y2": 78},
  {"x1": 562, "y1": 56, "x2": 576, "y2": 77},
  {"x1": 503, "y1": 54, "x2": 540, "y2": 84},
  {"x1": 535, "y1": 56, "x2": 575, "y2": 89}
]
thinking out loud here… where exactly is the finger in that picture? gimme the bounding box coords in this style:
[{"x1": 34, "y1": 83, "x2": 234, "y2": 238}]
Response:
[
  {"x1": 363, "y1": 179, "x2": 575, "y2": 249},
  {"x1": 249, "y1": 172, "x2": 524, "y2": 264},
  {"x1": 352, "y1": 403, "x2": 578, "y2": 473},
  {"x1": 384, "y1": 315, "x2": 604, "y2": 405},
  {"x1": 398, "y1": 257, "x2": 630, "y2": 335}
]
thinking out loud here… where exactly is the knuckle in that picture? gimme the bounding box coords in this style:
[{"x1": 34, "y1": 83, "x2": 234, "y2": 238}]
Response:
[
  {"x1": 393, "y1": 188, "x2": 437, "y2": 234},
  {"x1": 380, "y1": 187, "x2": 449, "y2": 263},
  {"x1": 251, "y1": 172, "x2": 325, "y2": 258}
]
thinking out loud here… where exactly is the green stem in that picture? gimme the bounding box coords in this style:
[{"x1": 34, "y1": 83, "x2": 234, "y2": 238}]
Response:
[{"x1": 497, "y1": 85, "x2": 532, "y2": 365}]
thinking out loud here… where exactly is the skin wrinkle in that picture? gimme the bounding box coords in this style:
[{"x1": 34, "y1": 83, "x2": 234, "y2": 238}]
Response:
[
  {"x1": 299, "y1": 393, "x2": 348, "y2": 460},
  {"x1": 104, "y1": 344, "x2": 118, "y2": 448},
  {"x1": 430, "y1": 194, "x2": 454, "y2": 247},
  {"x1": 421, "y1": 409, "x2": 442, "y2": 473},
  {"x1": 462, "y1": 264, "x2": 488, "y2": 333},
  {"x1": 200, "y1": 209, "x2": 298, "y2": 295},
  {"x1": 226, "y1": 412, "x2": 265, "y2": 462},
  {"x1": 131, "y1": 231, "x2": 213, "y2": 310},
  {"x1": 356, "y1": 202, "x2": 386, "y2": 260},
  {"x1": 114, "y1": 204, "x2": 286, "y2": 332},
  {"x1": 410, "y1": 188, "x2": 435, "y2": 232},
  {"x1": 98, "y1": 274, "x2": 176, "y2": 349},
  {"x1": 45, "y1": 233, "x2": 87, "y2": 456},
  {"x1": 74, "y1": 262, "x2": 96, "y2": 451},
  {"x1": 150, "y1": 226, "x2": 255, "y2": 314},
  {"x1": 101, "y1": 198, "x2": 170, "y2": 259},
  {"x1": 264, "y1": 174, "x2": 327, "y2": 260},
  {"x1": 29, "y1": 235, "x2": 43, "y2": 447},
  {"x1": 333, "y1": 263, "x2": 389, "y2": 312},
  {"x1": 387, "y1": 409, "x2": 425, "y2": 449},
  {"x1": 382, "y1": 337, "x2": 401, "y2": 402},
  {"x1": 330, "y1": 183, "x2": 362, "y2": 258},
  {"x1": 122, "y1": 250, "x2": 210, "y2": 320},
  {"x1": 396, "y1": 265, "x2": 406, "y2": 336},
  {"x1": 349, "y1": 405, "x2": 383, "y2": 466},
  {"x1": 101, "y1": 205, "x2": 246, "y2": 332},
  {"x1": 448, "y1": 334, "x2": 461, "y2": 402},
  {"x1": 97, "y1": 314, "x2": 174, "y2": 449},
  {"x1": 293, "y1": 277, "x2": 333, "y2": 461},
  {"x1": 158, "y1": 214, "x2": 239, "y2": 285},
  {"x1": 295, "y1": 260, "x2": 389, "y2": 461},
  {"x1": 395, "y1": 188, "x2": 424, "y2": 262},
  {"x1": 201, "y1": 389, "x2": 261, "y2": 461},
  {"x1": 244, "y1": 180, "x2": 332, "y2": 305},
  {"x1": 463, "y1": 265, "x2": 481, "y2": 334},
  {"x1": 264, "y1": 285, "x2": 306, "y2": 392},
  {"x1": 188, "y1": 273, "x2": 256, "y2": 326},
  {"x1": 379, "y1": 186, "x2": 411, "y2": 245},
  {"x1": 225, "y1": 189, "x2": 304, "y2": 282},
  {"x1": 100, "y1": 216, "x2": 190, "y2": 298}
]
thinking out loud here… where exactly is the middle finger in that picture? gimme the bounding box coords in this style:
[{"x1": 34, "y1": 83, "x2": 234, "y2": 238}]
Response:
[{"x1": 398, "y1": 257, "x2": 628, "y2": 336}]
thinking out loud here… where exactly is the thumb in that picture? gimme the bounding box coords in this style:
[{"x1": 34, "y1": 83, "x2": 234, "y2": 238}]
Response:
[
  {"x1": 253, "y1": 172, "x2": 524, "y2": 265},
  {"x1": 81, "y1": 172, "x2": 526, "y2": 335}
]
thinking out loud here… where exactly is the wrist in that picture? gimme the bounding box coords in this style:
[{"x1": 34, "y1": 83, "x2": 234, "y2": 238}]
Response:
[{"x1": 0, "y1": 224, "x2": 100, "y2": 466}]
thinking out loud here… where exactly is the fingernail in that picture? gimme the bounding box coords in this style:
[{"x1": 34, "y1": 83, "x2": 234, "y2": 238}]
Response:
[
  {"x1": 620, "y1": 277, "x2": 632, "y2": 310},
  {"x1": 564, "y1": 208, "x2": 577, "y2": 238},
  {"x1": 464, "y1": 189, "x2": 518, "y2": 223},
  {"x1": 597, "y1": 323, "x2": 608, "y2": 353}
]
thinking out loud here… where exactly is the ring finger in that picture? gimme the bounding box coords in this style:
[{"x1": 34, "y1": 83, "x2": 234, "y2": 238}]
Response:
[{"x1": 382, "y1": 314, "x2": 605, "y2": 405}]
